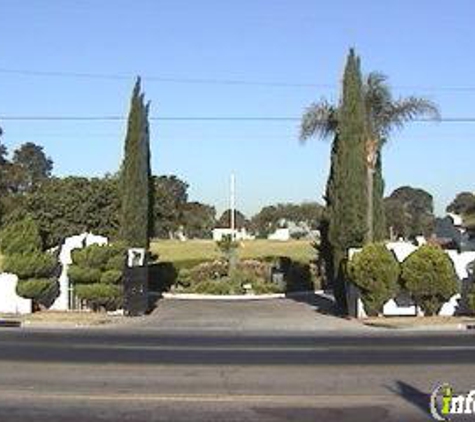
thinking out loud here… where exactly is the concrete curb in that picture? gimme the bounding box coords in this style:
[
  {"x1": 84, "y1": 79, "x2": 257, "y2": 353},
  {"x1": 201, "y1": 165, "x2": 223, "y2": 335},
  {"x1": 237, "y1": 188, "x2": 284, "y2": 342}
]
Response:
[
  {"x1": 162, "y1": 290, "x2": 326, "y2": 301},
  {"x1": 162, "y1": 293, "x2": 286, "y2": 300}
]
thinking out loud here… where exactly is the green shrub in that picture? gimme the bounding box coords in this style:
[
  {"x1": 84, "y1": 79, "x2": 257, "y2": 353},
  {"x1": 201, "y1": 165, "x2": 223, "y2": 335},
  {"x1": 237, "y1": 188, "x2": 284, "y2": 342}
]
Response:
[
  {"x1": 348, "y1": 243, "x2": 400, "y2": 316},
  {"x1": 68, "y1": 265, "x2": 102, "y2": 284},
  {"x1": 16, "y1": 278, "x2": 58, "y2": 307},
  {"x1": 468, "y1": 288, "x2": 475, "y2": 314},
  {"x1": 75, "y1": 283, "x2": 122, "y2": 311},
  {"x1": 72, "y1": 243, "x2": 125, "y2": 271},
  {"x1": 100, "y1": 270, "x2": 122, "y2": 285},
  {"x1": 192, "y1": 278, "x2": 244, "y2": 295},
  {"x1": 251, "y1": 280, "x2": 283, "y2": 294},
  {"x1": 3, "y1": 252, "x2": 57, "y2": 279},
  {"x1": 401, "y1": 244, "x2": 459, "y2": 316},
  {"x1": 105, "y1": 255, "x2": 125, "y2": 271},
  {"x1": 0, "y1": 217, "x2": 42, "y2": 255},
  {"x1": 189, "y1": 260, "x2": 228, "y2": 283},
  {"x1": 236, "y1": 260, "x2": 271, "y2": 281},
  {"x1": 172, "y1": 259, "x2": 209, "y2": 270}
]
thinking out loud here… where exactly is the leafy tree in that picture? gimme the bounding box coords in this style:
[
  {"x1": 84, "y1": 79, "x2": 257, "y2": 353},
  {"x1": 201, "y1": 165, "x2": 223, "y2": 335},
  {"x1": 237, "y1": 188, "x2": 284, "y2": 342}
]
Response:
[
  {"x1": 251, "y1": 202, "x2": 323, "y2": 237},
  {"x1": 181, "y1": 201, "x2": 216, "y2": 239},
  {"x1": 0, "y1": 216, "x2": 42, "y2": 255},
  {"x1": 401, "y1": 245, "x2": 458, "y2": 316},
  {"x1": 384, "y1": 186, "x2": 435, "y2": 239},
  {"x1": 152, "y1": 175, "x2": 189, "y2": 238},
  {"x1": 119, "y1": 77, "x2": 152, "y2": 249},
  {"x1": 22, "y1": 176, "x2": 120, "y2": 248},
  {"x1": 12, "y1": 142, "x2": 53, "y2": 192},
  {"x1": 447, "y1": 192, "x2": 475, "y2": 216},
  {"x1": 217, "y1": 209, "x2": 249, "y2": 229},
  {"x1": 348, "y1": 243, "x2": 400, "y2": 316},
  {"x1": 301, "y1": 66, "x2": 439, "y2": 243}
]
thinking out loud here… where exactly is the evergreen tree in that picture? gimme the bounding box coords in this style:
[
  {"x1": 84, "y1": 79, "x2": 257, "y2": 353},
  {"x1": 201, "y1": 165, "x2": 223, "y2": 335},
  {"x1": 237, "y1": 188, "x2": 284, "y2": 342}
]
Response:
[
  {"x1": 326, "y1": 49, "x2": 367, "y2": 312},
  {"x1": 119, "y1": 78, "x2": 152, "y2": 249}
]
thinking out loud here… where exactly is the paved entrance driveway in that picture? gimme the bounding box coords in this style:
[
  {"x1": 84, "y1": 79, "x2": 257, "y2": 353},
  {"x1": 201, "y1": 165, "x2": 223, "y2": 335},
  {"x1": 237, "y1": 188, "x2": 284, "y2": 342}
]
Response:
[{"x1": 141, "y1": 293, "x2": 368, "y2": 332}]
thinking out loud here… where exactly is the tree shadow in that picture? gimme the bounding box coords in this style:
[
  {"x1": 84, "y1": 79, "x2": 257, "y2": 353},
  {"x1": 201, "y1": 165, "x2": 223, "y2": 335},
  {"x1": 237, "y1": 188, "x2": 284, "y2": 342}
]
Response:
[
  {"x1": 286, "y1": 291, "x2": 341, "y2": 317},
  {"x1": 386, "y1": 380, "x2": 431, "y2": 417},
  {"x1": 147, "y1": 262, "x2": 178, "y2": 311}
]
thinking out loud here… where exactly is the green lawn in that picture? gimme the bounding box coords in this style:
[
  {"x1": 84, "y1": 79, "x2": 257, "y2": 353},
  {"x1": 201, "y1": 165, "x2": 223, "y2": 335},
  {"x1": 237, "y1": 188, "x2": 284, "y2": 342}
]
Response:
[{"x1": 150, "y1": 239, "x2": 316, "y2": 265}]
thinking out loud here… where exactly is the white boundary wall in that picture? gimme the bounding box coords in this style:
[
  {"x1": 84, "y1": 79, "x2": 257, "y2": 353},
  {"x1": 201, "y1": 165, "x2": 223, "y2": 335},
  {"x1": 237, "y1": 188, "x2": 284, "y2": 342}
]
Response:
[{"x1": 0, "y1": 273, "x2": 32, "y2": 314}]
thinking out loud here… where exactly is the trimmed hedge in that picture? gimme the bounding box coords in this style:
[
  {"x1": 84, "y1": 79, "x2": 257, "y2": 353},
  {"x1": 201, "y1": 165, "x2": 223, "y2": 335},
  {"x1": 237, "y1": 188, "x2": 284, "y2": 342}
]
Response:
[
  {"x1": 3, "y1": 252, "x2": 57, "y2": 279},
  {"x1": 68, "y1": 266, "x2": 102, "y2": 284},
  {"x1": 401, "y1": 244, "x2": 458, "y2": 316},
  {"x1": 16, "y1": 278, "x2": 58, "y2": 307},
  {"x1": 0, "y1": 217, "x2": 42, "y2": 255},
  {"x1": 348, "y1": 243, "x2": 400, "y2": 316},
  {"x1": 70, "y1": 242, "x2": 125, "y2": 311},
  {"x1": 75, "y1": 284, "x2": 122, "y2": 310}
]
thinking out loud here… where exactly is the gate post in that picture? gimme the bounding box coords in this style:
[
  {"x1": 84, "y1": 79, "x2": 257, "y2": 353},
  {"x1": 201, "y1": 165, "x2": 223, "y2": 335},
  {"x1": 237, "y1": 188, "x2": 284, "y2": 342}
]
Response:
[{"x1": 123, "y1": 248, "x2": 149, "y2": 316}]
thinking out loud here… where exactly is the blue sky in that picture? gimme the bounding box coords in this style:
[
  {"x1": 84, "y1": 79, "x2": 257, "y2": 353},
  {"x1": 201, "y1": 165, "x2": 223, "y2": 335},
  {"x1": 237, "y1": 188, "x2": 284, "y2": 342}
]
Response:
[{"x1": 1, "y1": 0, "x2": 474, "y2": 217}]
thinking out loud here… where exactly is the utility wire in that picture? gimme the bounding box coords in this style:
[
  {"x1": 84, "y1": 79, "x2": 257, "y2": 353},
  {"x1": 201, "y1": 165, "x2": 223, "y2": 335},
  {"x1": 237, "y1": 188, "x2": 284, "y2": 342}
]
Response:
[
  {"x1": 1, "y1": 67, "x2": 475, "y2": 92},
  {"x1": 0, "y1": 116, "x2": 475, "y2": 122}
]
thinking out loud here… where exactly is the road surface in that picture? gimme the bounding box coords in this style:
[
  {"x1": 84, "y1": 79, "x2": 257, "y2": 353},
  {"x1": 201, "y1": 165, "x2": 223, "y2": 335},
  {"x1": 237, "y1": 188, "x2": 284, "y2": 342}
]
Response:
[{"x1": 0, "y1": 327, "x2": 474, "y2": 421}]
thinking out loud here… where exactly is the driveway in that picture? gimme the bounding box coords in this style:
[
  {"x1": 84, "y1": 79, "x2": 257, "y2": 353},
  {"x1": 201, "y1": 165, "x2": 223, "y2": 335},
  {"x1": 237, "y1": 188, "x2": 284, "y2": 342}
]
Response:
[{"x1": 139, "y1": 293, "x2": 369, "y2": 332}]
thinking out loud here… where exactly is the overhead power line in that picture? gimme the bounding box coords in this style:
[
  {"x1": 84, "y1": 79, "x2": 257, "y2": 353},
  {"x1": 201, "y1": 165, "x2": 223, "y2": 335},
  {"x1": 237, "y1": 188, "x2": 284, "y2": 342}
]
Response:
[
  {"x1": 1, "y1": 116, "x2": 475, "y2": 122},
  {"x1": 1, "y1": 67, "x2": 475, "y2": 92}
]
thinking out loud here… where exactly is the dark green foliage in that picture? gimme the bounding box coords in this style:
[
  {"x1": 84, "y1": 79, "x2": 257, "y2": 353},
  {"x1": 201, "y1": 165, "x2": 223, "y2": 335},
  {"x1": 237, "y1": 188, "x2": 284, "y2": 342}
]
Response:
[
  {"x1": 12, "y1": 142, "x2": 53, "y2": 193},
  {"x1": 384, "y1": 186, "x2": 435, "y2": 239},
  {"x1": 180, "y1": 202, "x2": 216, "y2": 239},
  {"x1": 152, "y1": 175, "x2": 188, "y2": 238},
  {"x1": 3, "y1": 252, "x2": 57, "y2": 279},
  {"x1": 0, "y1": 217, "x2": 42, "y2": 255},
  {"x1": 326, "y1": 49, "x2": 368, "y2": 312},
  {"x1": 100, "y1": 270, "x2": 122, "y2": 285},
  {"x1": 20, "y1": 176, "x2": 120, "y2": 248},
  {"x1": 468, "y1": 287, "x2": 475, "y2": 314},
  {"x1": 119, "y1": 78, "x2": 152, "y2": 249},
  {"x1": 217, "y1": 209, "x2": 249, "y2": 229},
  {"x1": 16, "y1": 278, "x2": 58, "y2": 306},
  {"x1": 68, "y1": 266, "x2": 102, "y2": 284},
  {"x1": 401, "y1": 245, "x2": 458, "y2": 315},
  {"x1": 372, "y1": 154, "x2": 386, "y2": 241},
  {"x1": 348, "y1": 243, "x2": 400, "y2": 316},
  {"x1": 71, "y1": 243, "x2": 125, "y2": 271},
  {"x1": 75, "y1": 284, "x2": 122, "y2": 311},
  {"x1": 70, "y1": 243, "x2": 125, "y2": 311},
  {"x1": 446, "y1": 192, "x2": 475, "y2": 216}
]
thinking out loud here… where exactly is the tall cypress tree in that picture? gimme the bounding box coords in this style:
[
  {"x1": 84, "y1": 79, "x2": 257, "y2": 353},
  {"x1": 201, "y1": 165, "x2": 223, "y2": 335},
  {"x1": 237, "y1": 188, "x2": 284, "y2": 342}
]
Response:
[
  {"x1": 326, "y1": 49, "x2": 367, "y2": 312},
  {"x1": 120, "y1": 78, "x2": 152, "y2": 249}
]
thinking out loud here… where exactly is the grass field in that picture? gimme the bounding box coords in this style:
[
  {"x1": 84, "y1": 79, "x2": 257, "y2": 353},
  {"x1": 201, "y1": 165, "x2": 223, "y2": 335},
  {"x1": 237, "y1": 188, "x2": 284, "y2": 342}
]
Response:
[{"x1": 150, "y1": 239, "x2": 316, "y2": 264}]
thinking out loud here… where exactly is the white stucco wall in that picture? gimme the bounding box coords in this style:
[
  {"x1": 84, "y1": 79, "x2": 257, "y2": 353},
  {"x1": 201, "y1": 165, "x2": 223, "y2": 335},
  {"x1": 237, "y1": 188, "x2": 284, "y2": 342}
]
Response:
[
  {"x1": 50, "y1": 232, "x2": 108, "y2": 311},
  {"x1": 0, "y1": 273, "x2": 32, "y2": 314}
]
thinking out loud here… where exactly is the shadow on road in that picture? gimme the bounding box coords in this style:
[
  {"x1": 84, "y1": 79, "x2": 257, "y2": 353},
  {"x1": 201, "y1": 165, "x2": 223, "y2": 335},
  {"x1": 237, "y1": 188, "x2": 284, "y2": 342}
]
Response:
[
  {"x1": 286, "y1": 291, "x2": 342, "y2": 317},
  {"x1": 387, "y1": 381, "x2": 430, "y2": 417}
]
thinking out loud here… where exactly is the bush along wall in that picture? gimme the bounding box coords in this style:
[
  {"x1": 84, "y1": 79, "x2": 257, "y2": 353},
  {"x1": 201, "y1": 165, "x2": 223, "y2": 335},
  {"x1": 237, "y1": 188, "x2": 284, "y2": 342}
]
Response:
[
  {"x1": 401, "y1": 244, "x2": 459, "y2": 316},
  {"x1": 0, "y1": 217, "x2": 59, "y2": 310},
  {"x1": 347, "y1": 243, "x2": 400, "y2": 316},
  {"x1": 69, "y1": 243, "x2": 125, "y2": 311}
]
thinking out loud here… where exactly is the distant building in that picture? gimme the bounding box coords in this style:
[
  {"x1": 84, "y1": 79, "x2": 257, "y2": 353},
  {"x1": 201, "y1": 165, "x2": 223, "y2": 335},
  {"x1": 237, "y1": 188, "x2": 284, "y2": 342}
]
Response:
[{"x1": 212, "y1": 228, "x2": 255, "y2": 241}]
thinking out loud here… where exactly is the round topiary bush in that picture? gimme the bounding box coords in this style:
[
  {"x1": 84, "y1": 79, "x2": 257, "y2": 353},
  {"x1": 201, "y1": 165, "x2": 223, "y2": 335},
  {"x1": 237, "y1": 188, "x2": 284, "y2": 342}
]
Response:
[
  {"x1": 348, "y1": 243, "x2": 400, "y2": 316},
  {"x1": 401, "y1": 244, "x2": 458, "y2": 316}
]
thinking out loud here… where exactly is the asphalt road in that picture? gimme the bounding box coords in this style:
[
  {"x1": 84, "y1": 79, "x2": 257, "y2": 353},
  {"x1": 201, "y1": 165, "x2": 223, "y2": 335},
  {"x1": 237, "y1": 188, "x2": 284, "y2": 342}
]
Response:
[{"x1": 0, "y1": 328, "x2": 474, "y2": 421}]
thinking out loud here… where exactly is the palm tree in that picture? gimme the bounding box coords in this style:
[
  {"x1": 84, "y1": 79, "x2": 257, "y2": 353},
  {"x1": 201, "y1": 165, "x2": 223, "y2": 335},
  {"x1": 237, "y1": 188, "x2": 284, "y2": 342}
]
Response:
[{"x1": 300, "y1": 72, "x2": 440, "y2": 242}]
